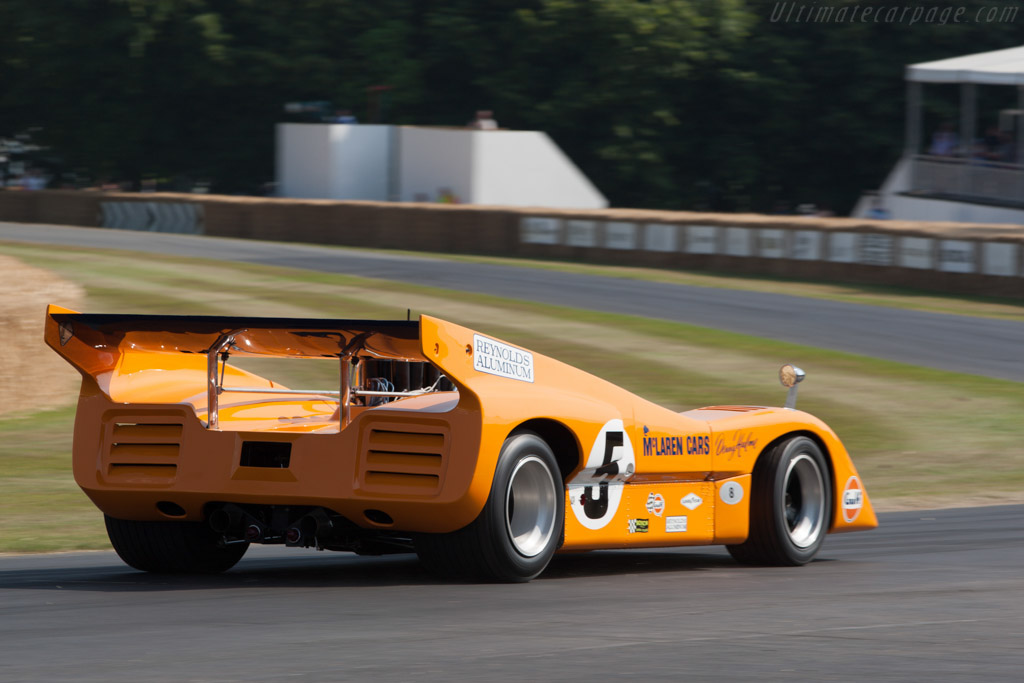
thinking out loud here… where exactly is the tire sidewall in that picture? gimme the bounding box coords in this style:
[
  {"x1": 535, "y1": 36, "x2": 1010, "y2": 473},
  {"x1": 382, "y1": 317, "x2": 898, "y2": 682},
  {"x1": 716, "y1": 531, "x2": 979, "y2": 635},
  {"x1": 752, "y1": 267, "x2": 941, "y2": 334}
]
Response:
[
  {"x1": 770, "y1": 437, "x2": 830, "y2": 564},
  {"x1": 104, "y1": 515, "x2": 248, "y2": 574},
  {"x1": 482, "y1": 432, "x2": 564, "y2": 581}
]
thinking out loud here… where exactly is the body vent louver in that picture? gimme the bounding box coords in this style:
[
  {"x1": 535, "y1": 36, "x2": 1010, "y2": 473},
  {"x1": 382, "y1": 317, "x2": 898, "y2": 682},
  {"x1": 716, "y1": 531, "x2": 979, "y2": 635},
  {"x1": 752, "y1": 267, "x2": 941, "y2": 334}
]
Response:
[
  {"x1": 361, "y1": 427, "x2": 448, "y2": 494},
  {"x1": 104, "y1": 422, "x2": 182, "y2": 483}
]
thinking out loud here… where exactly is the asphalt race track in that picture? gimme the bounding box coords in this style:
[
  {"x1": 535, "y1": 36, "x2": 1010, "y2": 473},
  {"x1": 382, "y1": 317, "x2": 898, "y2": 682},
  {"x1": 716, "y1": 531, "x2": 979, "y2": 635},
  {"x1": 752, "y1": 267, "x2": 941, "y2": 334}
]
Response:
[
  {"x1": 2, "y1": 222, "x2": 1024, "y2": 381},
  {"x1": 2, "y1": 223, "x2": 1023, "y2": 681},
  {"x1": 1, "y1": 505, "x2": 1022, "y2": 682}
]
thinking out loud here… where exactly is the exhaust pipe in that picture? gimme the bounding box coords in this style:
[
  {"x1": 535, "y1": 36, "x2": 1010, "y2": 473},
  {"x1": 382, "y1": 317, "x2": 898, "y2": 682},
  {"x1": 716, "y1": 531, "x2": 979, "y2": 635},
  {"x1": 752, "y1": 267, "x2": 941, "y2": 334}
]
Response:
[
  {"x1": 208, "y1": 503, "x2": 245, "y2": 534},
  {"x1": 310, "y1": 508, "x2": 334, "y2": 544},
  {"x1": 285, "y1": 508, "x2": 335, "y2": 547}
]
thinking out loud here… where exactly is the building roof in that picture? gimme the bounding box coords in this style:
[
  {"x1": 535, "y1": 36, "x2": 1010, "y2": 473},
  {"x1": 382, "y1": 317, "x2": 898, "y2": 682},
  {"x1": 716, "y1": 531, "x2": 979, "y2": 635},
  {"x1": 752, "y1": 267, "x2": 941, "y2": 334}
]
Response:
[{"x1": 907, "y1": 45, "x2": 1024, "y2": 85}]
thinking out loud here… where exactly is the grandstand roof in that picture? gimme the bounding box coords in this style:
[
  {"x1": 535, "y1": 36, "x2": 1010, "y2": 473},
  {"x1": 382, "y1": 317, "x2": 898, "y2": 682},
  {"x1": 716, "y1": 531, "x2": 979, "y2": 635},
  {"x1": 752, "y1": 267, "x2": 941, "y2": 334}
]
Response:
[{"x1": 907, "y1": 45, "x2": 1024, "y2": 85}]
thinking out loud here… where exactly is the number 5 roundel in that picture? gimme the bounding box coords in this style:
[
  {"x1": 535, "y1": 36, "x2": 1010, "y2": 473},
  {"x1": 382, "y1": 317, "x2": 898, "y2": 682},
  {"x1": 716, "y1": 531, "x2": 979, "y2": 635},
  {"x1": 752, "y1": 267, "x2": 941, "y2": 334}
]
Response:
[{"x1": 568, "y1": 419, "x2": 636, "y2": 530}]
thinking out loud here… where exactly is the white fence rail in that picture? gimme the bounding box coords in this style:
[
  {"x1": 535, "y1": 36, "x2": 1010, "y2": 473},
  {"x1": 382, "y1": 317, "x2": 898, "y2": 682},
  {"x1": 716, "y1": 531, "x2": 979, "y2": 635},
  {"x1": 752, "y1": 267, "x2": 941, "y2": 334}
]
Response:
[{"x1": 519, "y1": 217, "x2": 1022, "y2": 277}]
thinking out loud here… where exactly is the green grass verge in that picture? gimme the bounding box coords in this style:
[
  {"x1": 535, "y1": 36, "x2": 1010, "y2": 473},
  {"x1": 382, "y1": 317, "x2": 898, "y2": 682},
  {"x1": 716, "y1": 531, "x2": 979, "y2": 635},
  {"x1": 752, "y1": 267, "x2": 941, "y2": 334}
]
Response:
[
  {"x1": 0, "y1": 405, "x2": 109, "y2": 552},
  {"x1": 1, "y1": 241, "x2": 1022, "y2": 553}
]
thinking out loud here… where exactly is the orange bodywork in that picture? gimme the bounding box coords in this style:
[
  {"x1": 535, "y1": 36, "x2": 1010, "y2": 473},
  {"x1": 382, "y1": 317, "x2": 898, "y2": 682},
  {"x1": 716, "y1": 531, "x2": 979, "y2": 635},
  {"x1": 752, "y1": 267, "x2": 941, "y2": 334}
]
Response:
[{"x1": 45, "y1": 305, "x2": 877, "y2": 550}]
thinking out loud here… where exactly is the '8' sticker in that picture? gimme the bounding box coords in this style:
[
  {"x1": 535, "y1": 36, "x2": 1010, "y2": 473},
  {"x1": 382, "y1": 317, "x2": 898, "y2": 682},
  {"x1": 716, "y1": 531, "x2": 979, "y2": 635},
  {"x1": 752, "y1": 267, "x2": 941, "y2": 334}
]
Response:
[{"x1": 719, "y1": 481, "x2": 744, "y2": 505}]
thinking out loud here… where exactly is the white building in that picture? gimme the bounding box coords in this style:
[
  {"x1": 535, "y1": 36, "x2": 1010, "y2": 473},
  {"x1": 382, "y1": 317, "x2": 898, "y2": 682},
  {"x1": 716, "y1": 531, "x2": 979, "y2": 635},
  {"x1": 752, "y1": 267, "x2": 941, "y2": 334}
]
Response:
[{"x1": 276, "y1": 124, "x2": 607, "y2": 209}]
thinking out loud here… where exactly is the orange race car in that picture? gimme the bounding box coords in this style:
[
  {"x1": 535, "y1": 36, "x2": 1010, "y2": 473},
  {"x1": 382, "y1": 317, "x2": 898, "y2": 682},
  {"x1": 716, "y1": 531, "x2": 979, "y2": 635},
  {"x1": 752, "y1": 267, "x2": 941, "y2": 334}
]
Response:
[{"x1": 45, "y1": 305, "x2": 877, "y2": 582}]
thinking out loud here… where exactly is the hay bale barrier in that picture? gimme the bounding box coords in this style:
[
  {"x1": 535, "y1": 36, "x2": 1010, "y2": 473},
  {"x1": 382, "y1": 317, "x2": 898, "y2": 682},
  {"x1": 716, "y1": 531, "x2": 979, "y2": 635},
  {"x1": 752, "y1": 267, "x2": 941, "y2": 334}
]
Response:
[
  {"x1": 0, "y1": 254, "x2": 85, "y2": 416},
  {"x1": 3, "y1": 190, "x2": 1023, "y2": 298}
]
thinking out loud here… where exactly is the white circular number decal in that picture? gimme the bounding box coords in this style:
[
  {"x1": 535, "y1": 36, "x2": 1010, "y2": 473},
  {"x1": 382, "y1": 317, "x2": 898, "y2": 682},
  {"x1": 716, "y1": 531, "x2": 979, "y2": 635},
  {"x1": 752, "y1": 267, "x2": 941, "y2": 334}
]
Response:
[
  {"x1": 568, "y1": 419, "x2": 636, "y2": 530},
  {"x1": 720, "y1": 481, "x2": 744, "y2": 505}
]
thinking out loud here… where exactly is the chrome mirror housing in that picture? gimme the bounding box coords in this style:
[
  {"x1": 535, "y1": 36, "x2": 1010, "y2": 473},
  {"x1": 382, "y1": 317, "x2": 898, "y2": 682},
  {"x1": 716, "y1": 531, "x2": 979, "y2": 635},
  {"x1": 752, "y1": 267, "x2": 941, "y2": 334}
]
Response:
[{"x1": 779, "y1": 364, "x2": 805, "y2": 409}]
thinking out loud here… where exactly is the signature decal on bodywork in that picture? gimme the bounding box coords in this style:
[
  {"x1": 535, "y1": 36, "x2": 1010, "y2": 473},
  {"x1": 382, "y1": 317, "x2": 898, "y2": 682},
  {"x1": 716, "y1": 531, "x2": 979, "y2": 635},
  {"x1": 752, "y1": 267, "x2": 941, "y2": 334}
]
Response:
[{"x1": 715, "y1": 431, "x2": 759, "y2": 459}]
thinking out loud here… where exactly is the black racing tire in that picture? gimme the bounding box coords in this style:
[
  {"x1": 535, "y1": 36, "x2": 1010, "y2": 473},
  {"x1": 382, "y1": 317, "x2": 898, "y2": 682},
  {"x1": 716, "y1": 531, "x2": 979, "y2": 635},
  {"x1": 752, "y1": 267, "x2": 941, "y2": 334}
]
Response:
[
  {"x1": 104, "y1": 515, "x2": 249, "y2": 574},
  {"x1": 726, "y1": 436, "x2": 831, "y2": 566},
  {"x1": 415, "y1": 431, "x2": 564, "y2": 583}
]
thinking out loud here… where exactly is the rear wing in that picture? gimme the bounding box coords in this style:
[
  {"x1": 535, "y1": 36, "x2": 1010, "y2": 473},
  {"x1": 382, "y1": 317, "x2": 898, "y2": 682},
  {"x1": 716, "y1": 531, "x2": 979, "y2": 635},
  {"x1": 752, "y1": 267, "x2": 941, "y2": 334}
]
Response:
[
  {"x1": 45, "y1": 305, "x2": 448, "y2": 429},
  {"x1": 46, "y1": 306, "x2": 616, "y2": 434}
]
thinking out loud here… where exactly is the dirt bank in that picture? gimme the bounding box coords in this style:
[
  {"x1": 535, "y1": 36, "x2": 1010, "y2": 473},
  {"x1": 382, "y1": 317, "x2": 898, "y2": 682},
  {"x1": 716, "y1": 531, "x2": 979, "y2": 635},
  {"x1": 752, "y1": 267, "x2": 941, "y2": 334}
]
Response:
[{"x1": 0, "y1": 254, "x2": 85, "y2": 416}]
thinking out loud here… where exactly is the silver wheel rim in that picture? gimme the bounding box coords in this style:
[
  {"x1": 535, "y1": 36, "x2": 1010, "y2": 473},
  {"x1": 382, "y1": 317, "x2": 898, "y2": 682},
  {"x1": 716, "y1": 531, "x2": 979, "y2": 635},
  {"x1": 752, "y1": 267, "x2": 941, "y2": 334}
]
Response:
[
  {"x1": 783, "y1": 453, "x2": 825, "y2": 549},
  {"x1": 505, "y1": 455, "x2": 558, "y2": 558}
]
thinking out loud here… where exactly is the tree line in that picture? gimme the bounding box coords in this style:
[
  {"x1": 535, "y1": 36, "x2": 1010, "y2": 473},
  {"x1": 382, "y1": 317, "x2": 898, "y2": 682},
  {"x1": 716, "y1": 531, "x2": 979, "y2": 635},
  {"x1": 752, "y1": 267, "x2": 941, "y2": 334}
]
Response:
[{"x1": 2, "y1": 0, "x2": 1019, "y2": 213}]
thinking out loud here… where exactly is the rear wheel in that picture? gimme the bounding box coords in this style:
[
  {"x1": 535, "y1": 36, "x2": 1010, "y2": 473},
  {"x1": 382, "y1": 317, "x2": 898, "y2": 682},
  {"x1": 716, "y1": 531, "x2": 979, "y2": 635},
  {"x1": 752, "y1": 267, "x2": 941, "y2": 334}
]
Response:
[
  {"x1": 415, "y1": 432, "x2": 564, "y2": 582},
  {"x1": 727, "y1": 436, "x2": 831, "y2": 566},
  {"x1": 105, "y1": 515, "x2": 248, "y2": 574}
]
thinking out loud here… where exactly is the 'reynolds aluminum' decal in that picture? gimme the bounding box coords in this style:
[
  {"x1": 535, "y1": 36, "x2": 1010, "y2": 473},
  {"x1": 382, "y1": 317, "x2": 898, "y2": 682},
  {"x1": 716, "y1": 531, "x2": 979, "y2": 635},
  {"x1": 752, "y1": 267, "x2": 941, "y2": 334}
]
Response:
[{"x1": 472, "y1": 334, "x2": 534, "y2": 383}]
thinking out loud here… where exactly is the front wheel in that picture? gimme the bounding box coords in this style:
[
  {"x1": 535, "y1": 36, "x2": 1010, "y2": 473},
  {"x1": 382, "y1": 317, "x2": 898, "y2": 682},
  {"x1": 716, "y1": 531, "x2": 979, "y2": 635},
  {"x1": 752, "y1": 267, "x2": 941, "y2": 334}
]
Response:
[
  {"x1": 105, "y1": 515, "x2": 249, "y2": 574},
  {"x1": 727, "y1": 436, "x2": 831, "y2": 566},
  {"x1": 415, "y1": 432, "x2": 564, "y2": 582}
]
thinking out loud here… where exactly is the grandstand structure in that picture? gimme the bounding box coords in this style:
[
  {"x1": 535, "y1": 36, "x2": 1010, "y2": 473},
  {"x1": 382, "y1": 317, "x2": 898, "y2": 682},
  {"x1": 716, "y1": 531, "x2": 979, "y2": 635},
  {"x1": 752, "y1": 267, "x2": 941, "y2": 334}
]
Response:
[{"x1": 854, "y1": 45, "x2": 1024, "y2": 224}]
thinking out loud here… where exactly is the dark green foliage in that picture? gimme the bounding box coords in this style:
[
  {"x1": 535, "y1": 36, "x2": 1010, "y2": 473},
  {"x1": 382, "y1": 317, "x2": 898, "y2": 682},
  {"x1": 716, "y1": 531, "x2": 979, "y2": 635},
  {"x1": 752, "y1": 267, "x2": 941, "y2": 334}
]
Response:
[{"x1": 2, "y1": 1, "x2": 1019, "y2": 209}]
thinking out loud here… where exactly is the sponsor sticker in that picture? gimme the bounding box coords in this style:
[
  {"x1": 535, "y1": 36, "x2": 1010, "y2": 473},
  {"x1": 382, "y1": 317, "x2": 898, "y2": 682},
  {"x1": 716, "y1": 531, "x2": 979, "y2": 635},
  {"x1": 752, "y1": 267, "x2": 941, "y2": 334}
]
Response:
[
  {"x1": 842, "y1": 476, "x2": 864, "y2": 523},
  {"x1": 680, "y1": 493, "x2": 703, "y2": 510},
  {"x1": 666, "y1": 516, "x2": 687, "y2": 533},
  {"x1": 641, "y1": 426, "x2": 709, "y2": 457},
  {"x1": 472, "y1": 334, "x2": 534, "y2": 383},
  {"x1": 646, "y1": 492, "x2": 665, "y2": 517},
  {"x1": 628, "y1": 518, "x2": 649, "y2": 534},
  {"x1": 719, "y1": 481, "x2": 744, "y2": 505}
]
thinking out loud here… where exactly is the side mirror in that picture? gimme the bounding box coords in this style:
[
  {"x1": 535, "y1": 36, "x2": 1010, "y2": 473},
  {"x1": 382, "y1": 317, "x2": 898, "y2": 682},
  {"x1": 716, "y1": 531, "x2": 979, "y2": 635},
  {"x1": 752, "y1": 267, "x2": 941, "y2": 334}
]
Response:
[{"x1": 779, "y1": 364, "x2": 805, "y2": 409}]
